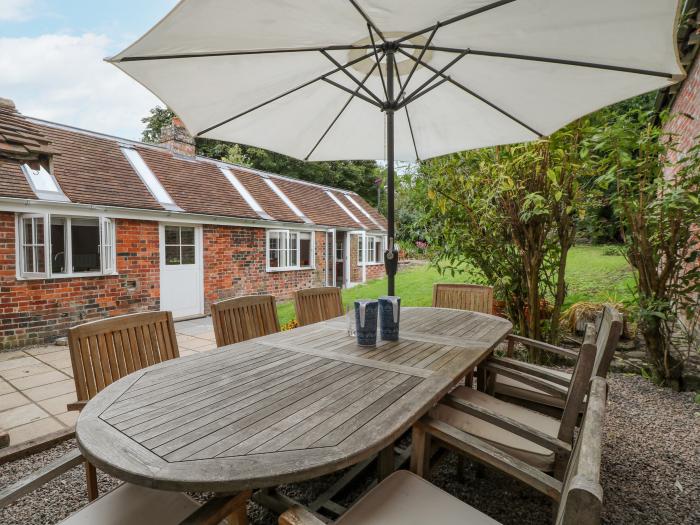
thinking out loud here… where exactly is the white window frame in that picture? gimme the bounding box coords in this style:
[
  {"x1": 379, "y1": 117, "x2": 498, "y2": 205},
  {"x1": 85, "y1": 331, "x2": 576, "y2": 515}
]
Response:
[
  {"x1": 358, "y1": 234, "x2": 386, "y2": 266},
  {"x1": 266, "y1": 229, "x2": 315, "y2": 272},
  {"x1": 16, "y1": 213, "x2": 117, "y2": 279}
]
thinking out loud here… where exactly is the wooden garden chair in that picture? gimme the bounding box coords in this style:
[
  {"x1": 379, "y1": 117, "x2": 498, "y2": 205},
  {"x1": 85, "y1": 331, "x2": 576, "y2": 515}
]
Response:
[
  {"x1": 486, "y1": 306, "x2": 623, "y2": 415},
  {"x1": 293, "y1": 286, "x2": 344, "y2": 326},
  {"x1": 280, "y1": 377, "x2": 609, "y2": 525},
  {"x1": 424, "y1": 323, "x2": 599, "y2": 479},
  {"x1": 432, "y1": 283, "x2": 494, "y2": 314},
  {"x1": 210, "y1": 295, "x2": 280, "y2": 347},
  {"x1": 66, "y1": 311, "x2": 181, "y2": 501},
  {"x1": 0, "y1": 449, "x2": 251, "y2": 524}
]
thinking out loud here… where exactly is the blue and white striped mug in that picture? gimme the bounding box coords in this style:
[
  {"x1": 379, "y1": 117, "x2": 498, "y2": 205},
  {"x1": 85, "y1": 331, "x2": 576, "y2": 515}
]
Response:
[
  {"x1": 379, "y1": 296, "x2": 401, "y2": 341},
  {"x1": 354, "y1": 299, "x2": 378, "y2": 347}
]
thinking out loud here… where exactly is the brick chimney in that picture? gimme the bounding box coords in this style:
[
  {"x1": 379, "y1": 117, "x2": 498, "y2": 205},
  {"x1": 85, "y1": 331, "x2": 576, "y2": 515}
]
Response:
[{"x1": 159, "y1": 116, "x2": 196, "y2": 157}]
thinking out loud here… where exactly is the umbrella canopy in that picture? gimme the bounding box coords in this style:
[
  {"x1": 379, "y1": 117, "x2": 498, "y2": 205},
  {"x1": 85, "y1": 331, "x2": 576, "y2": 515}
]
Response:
[{"x1": 109, "y1": 0, "x2": 684, "y2": 293}]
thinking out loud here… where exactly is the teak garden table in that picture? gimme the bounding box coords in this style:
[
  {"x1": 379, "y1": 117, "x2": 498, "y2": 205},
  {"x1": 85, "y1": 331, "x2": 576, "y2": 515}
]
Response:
[{"x1": 76, "y1": 307, "x2": 511, "y2": 502}]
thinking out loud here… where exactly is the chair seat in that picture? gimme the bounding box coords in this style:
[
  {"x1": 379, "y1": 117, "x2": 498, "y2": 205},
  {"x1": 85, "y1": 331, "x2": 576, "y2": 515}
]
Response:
[
  {"x1": 430, "y1": 387, "x2": 560, "y2": 471},
  {"x1": 493, "y1": 369, "x2": 571, "y2": 409},
  {"x1": 59, "y1": 482, "x2": 201, "y2": 525},
  {"x1": 335, "y1": 470, "x2": 500, "y2": 525}
]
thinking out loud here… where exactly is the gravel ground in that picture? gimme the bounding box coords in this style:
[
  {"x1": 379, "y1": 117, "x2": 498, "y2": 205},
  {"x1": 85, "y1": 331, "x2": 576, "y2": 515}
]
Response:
[{"x1": 1, "y1": 373, "x2": 698, "y2": 525}]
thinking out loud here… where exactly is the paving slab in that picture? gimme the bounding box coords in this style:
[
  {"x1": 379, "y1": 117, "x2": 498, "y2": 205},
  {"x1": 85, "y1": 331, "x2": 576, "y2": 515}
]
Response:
[{"x1": 0, "y1": 316, "x2": 218, "y2": 447}]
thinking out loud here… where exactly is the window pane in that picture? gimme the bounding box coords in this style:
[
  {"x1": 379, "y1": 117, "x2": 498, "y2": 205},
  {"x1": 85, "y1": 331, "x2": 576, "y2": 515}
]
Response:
[
  {"x1": 51, "y1": 217, "x2": 67, "y2": 273},
  {"x1": 165, "y1": 245, "x2": 180, "y2": 265},
  {"x1": 35, "y1": 218, "x2": 44, "y2": 244},
  {"x1": 181, "y1": 245, "x2": 195, "y2": 264},
  {"x1": 300, "y1": 238, "x2": 311, "y2": 267},
  {"x1": 165, "y1": 226, "x2": 179, "y2": 245},
  {"x1": 71, "y1": 218, "x2": 100, "y2": 272},
  {"x1": 23, "y1": 220, "x2": 33, "y2": 244},
  {"x1": 34, "y1": 246, "x2": 45, "y2": 273},
  {"x1": 23, "y1": 246, "x2": 34, "y2": 273},
  {"x1": 180, "y1": 227, "x2": 195, "y2": 245},
  {"x1": 375, "y1": 238, "x2": 382, "y2": 263}
]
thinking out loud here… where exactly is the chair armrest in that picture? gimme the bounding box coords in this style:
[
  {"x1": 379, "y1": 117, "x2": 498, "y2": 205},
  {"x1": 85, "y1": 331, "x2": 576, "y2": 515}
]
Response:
[
  {"x1": 506, "y1": 335, "x2": 578, "y2": 359},
  {"x1": 441, "y1": 394, "x2": 571, "y2": 454},
  {"x1": 418, "y1": 416, "x2": 563, "y2": 501},
  {"x1": 483, "y1": 363, "x2": 568, "y2": 399},
  {"x1": 67, "y1": 400, "x2": 87, "y2": 412},
  {"x1": 179, "y1": 490, "x2": 252, "y2": 525},
  {"x1": 279, "y1": 506, "x2": 329, "y2": 525},
  {"x1": 0, "y1": 449, "x2": 83, "y2": 508},
  {"x1": 487, "y1": 357, "x2": 571, "y2": 387}
]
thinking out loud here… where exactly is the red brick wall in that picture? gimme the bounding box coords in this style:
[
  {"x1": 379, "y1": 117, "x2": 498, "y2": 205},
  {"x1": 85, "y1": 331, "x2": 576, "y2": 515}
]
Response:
[
  {"x1": 665, "y1": 55, "x2": 700, "y2": 156},
  {"x1": 0, "y1": 213, "x2": 159, "y2": 349},
  {"x1": 202, "y1": 226, "x2": 328, "y2": 309}
]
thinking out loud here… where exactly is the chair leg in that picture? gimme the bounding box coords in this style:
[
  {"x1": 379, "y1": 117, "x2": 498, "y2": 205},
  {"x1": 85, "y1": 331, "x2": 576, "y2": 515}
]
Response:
[
  {"x1": 227, "y1": 504, "x2": 248, "y2": 525},
  {"x1": 476, "y1": 365, "x2": 487, "y2": 392},
  {"x1": 85, "y1": 461, "x2": 98, "y2": 501},
  {"x1": 410, "y1": 425, "x2": 431, "y2": 479}
]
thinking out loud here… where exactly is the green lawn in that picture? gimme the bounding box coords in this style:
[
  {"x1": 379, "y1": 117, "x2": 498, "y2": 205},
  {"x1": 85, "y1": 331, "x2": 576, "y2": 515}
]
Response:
[{"x1": 277, "y1": 245, "x2": 635, "y2": 325}]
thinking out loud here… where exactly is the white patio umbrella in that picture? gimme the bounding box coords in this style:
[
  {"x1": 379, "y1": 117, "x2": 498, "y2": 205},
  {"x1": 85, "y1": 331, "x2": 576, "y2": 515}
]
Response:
[{"x1": 108, "y1": 0, "x2": 684, "y2": 294}]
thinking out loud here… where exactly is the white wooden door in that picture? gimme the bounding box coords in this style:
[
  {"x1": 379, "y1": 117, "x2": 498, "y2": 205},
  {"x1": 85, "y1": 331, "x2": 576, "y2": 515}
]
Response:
[{"x1": 159, "y1": 224, "x2": 203, "y2": 319}]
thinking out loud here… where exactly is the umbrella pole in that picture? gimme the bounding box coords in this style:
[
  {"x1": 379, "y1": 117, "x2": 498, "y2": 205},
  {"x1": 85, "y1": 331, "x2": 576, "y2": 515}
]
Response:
[{"x1": 385, "y1": 47, "x2": 398, "y2": 296}]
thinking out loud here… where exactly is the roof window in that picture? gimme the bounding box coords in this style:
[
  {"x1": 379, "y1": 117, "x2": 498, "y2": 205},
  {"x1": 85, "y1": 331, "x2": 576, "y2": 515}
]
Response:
[
  {"x1": 20, "y1": 162, "x2": 70, "y2": 202},
  {"x1": 121, "y1": 146, "x2": 182, "y2": 211},
  {"x1": 219, "y1": 167, "x2": 272, "y2": 220}
]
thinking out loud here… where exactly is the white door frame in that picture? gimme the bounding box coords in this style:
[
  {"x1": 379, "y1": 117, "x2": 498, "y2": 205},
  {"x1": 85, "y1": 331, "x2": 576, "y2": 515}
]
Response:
[
  {"x1": 325, "y1": 229, "x2": 336, "y2": 287},
  {"x1": 159, "y1": 223, "x2": 204, "y2": 318}
]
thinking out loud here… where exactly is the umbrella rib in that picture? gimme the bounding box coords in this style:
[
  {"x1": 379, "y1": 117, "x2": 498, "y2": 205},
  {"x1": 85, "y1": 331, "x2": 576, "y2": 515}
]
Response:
[
  {"x1": 305, "y1": 55, "x2": 384, "y2": 160},
  {"x1": 367, "y1": 24, "x2": 388, "y2": 100},
  {"x1": 111, "y1": 45, "x2": 374, "y2": 62},
  {"x1": 348, "y1": 0, "x2": 386, "y2": 42},
  {"x1": 396, "y1": 24, "x2": 439, "y2": 102},
  {"x1": 399, "y1": 51, "x2": 469, "y2": 107},
  {"x1": 401, "y1": 44, "x2": 676, "y2": 79},
  {"x1": 395, "y1": 0, "x2": 516, "y2": 44},
  {"x1": 196, "y1": 52, "x2": 377, "y2": 136},
  {"x1": 321, "y1": 78, "x2": 382, "y2": 108},
  {"x1": 397, "y1": 47, "x2": 543, "y2": 138},
  {"x1": 320, "y1": 50, "x2": 384, "y2": 106},
  {"x1": 393, "y1": 60, "x2": 420, "y2": 161},
  {"x1": 397, "y1": 78, "x2": 450, "y2": 110}
]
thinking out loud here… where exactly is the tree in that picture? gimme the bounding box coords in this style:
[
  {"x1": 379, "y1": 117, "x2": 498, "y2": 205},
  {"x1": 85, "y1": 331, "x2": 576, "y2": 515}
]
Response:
[
  {"x1": 593, "y1": 109, "x2": 700, "y2": 389},
  {"x1": 141, "y1": 106, "x2": 382, "y2": 205},
  {"x1": 414, "y1": 123, "x2": 592, "y2": 355}
]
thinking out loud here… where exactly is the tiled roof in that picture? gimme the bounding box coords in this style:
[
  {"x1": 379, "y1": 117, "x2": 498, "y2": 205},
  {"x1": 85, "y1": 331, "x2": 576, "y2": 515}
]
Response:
[{"x1": 0, "y1": 106, "x2": 387, "y2": 231}]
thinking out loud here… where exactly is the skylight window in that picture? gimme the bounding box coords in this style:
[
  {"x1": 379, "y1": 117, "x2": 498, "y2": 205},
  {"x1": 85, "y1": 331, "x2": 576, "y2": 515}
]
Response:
[
  {"x1": 219, "y1": 167, "x2": 272, "y2": 220},
  {"x1": 325, "y1": 191, "x2": 364, "y2": 227},
  {"x1": 263, "y1": 177, "x2": 313, "y2": 224},
  {"x1": 21, "y1": 164, "x2": 70, "y2": 202},
  {"x1": 121, "y1": 147, "x2": 182, "y2": 211},
  {"x1": 344, "y1": 193, "x2": 384, "y2": 230}
]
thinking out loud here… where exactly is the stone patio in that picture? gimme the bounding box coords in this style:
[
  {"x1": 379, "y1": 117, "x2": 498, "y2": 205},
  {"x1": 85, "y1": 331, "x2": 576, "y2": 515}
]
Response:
[{"x1": 0, "y1": 317, "x2": 217, "y2": 448}]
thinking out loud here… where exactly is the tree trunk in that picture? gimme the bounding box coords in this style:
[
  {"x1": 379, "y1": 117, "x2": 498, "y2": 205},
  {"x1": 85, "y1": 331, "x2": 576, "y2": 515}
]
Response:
[
  {"x1": 642, "y1": 315, "x2": 684, "y2": 391},
  {"x1": 549, "y1": 243, "x2": 571, "y2": 345}
]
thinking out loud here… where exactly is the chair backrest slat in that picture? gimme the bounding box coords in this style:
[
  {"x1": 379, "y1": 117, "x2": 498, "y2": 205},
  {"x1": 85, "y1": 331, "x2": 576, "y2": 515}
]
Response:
[
  {"x1": 558, "y1": 323, "x2": 597, "y2": 444},
  {"x1": 556, "y1": 377, "x2": 608, "y2": 525},
  {"x1": 432, "y1": 283, "x2": 494, "y2": 314},
  {"x1": 67, "y1": 311, "x2": 180, "y2": 403},
  {"x1": 294, "y1": 287, "x2": 344, "y2": 326},
  {"x1": 211, "y1": 295, "x2": 280, "y2": 346},
  {"x1": 593, "y1": 306, "x2": 623, "y2": 378}
]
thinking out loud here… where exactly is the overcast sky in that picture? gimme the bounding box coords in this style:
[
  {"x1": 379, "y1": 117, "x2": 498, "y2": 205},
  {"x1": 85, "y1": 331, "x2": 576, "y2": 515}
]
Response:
[{"x1": 0, "y1": 0, "x2": 178, "y2": 139}]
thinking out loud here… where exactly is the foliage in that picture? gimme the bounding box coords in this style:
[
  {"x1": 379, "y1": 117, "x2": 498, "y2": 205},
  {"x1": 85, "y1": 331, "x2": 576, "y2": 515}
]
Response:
[
  {"x1": 141, "y1": 106, "x2": 382, "y2": 205},
  {"x1": 274, "y1": 245, "x2": 635, "y2": 327},
  {"x1": 592, "y1": 109, "x2": 700, "y2": 389},
  {"x1": 411, "y1": 123, "x2": 593, "y2": 355}
]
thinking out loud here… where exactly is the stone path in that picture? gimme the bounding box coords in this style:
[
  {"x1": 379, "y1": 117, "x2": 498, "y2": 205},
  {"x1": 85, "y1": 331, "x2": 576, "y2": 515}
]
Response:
[{"x1": 0, "y1": 317, "x2": 217, "y2": 448}]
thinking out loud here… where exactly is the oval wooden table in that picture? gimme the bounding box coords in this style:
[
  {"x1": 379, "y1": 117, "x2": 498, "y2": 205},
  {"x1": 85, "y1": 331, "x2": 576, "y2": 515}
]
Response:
[{"x1": 76, "y1": 307, "x2": 511, "y2": 496}]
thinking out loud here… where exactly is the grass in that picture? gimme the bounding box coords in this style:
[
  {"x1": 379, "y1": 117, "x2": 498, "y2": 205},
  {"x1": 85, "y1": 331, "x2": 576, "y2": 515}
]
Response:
[{"x1": 277, "y1": 244, "x2": 635, "y2": 325}]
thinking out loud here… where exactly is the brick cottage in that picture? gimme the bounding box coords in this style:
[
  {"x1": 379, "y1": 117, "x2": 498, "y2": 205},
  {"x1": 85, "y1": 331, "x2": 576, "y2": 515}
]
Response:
[{"x1": 0, "y1": 100, "x2": 387, "y2": 349}]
